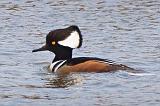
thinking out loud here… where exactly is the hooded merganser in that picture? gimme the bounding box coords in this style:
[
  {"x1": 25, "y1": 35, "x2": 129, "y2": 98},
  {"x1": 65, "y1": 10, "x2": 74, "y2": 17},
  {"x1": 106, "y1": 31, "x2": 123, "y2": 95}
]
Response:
[{"x1": 32, "y1": 25, "x2": 135, "y2": 74}]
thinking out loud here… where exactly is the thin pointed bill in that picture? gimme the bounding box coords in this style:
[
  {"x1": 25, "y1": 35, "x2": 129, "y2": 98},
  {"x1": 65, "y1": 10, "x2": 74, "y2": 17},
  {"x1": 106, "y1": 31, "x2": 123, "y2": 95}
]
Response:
[{"x1": 32, "y1": 45, "x2": 48, "y2": 52}]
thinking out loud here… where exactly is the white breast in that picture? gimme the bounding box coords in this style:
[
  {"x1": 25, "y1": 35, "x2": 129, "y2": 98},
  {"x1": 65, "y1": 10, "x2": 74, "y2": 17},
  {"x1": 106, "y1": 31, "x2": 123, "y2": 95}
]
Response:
[{"x1": 49, "y1": 60, "x2": 66, "y2": 72}]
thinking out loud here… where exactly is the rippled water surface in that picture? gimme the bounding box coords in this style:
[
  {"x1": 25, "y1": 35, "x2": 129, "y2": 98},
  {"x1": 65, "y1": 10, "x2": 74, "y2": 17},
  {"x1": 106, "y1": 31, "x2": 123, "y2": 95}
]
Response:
[{"x1": 0, "y1": 0, "x2": 160, "y2": 106}]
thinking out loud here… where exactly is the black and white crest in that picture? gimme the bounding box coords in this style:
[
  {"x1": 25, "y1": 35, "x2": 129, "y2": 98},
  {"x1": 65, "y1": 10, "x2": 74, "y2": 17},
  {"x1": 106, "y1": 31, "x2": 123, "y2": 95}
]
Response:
[
  {"x1": 58, "y1": 31, "x2": 80, "y2": 48},
  {"x1": 47, "y1": 25, "x2": 83, "y2": 49},
  {"x1": 58, "y1": 25, "x2": 82, "y2": 48}
]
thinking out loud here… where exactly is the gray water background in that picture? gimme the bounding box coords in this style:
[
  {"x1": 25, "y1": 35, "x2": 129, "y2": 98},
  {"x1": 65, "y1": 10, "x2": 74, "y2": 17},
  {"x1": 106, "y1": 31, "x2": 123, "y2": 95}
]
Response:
[{"x1": 0, "y1": 0, "x2": 160, "y2": 106}]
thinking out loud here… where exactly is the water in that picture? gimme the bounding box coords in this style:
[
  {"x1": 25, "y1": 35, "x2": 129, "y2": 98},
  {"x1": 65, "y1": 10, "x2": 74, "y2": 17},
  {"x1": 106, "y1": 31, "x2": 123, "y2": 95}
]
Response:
[{"x1": 0, "y1": 0, "x2": 160, "y2": 106}]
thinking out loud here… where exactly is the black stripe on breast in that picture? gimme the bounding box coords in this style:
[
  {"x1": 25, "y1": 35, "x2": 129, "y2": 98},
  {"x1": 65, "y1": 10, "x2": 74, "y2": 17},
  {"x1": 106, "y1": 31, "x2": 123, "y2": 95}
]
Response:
[{"x1": 52, "y1": 60, "x2": 64, "y2": 72}]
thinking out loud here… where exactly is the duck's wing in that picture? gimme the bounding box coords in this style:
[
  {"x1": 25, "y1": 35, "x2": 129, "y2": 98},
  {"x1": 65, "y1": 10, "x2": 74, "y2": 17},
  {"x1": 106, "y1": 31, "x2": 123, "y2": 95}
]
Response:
[
  {"x1": 65, "y1": 57, "x2": 136, "y2": 71},
  {"x1": 66, "y1": 57, "x2": 115, "y2": 66}
]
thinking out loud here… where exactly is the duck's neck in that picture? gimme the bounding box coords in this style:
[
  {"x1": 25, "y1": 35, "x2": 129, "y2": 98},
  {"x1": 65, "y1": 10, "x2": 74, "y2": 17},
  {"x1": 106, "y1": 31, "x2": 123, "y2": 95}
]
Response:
[{"x1": 52, "y1": 47, "x2": 73, "y2": 62}]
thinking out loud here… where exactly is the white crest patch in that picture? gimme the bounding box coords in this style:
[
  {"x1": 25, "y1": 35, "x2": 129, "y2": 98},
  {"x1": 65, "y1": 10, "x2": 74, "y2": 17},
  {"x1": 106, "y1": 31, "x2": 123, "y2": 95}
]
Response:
[{"x1": 58, "y1": 31, "x2": 80, "y2": 48}]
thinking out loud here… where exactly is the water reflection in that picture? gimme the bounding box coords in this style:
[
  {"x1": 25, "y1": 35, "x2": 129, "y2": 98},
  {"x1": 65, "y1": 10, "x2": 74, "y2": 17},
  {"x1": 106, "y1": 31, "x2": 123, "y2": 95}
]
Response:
[{"x1": 44, "y1": 74, "x2": 83, "y2": 88}]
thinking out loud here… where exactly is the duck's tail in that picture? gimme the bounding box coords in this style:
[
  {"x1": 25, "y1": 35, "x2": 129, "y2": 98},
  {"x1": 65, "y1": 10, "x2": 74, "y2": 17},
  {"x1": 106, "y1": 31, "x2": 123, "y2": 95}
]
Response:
[{"x1": 112, "y1": 64, "x2": 154, "y2": 76}]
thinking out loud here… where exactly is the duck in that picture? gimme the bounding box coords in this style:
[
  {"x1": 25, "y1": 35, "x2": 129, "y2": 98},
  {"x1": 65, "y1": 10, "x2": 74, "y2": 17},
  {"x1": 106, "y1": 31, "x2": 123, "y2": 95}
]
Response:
[{"x1": 32, "y1": 25, "x2": 136, "y2": 74}]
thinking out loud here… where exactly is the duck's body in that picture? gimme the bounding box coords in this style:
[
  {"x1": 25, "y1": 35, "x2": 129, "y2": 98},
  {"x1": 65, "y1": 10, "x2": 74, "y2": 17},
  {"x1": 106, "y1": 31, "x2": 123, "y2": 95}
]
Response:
[
  {"x1": 49, "y1": 57, "x2": 134, "y2": 74},
  {"x1": 32, "y1": 25, "x2": 135, "y2": 74}
]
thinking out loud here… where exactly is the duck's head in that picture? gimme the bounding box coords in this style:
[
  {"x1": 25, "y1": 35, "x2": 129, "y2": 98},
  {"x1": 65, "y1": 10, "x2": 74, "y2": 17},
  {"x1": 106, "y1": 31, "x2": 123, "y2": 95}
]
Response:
[{"x1": 32, "y1": 25, "x2": 83, "y2": 54}]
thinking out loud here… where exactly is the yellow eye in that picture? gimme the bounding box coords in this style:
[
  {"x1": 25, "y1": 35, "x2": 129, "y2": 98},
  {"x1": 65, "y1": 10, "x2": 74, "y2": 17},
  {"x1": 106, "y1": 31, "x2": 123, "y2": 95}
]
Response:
[{"x1": 52, "y1": 41, "x2": 56, "y2": 45}]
